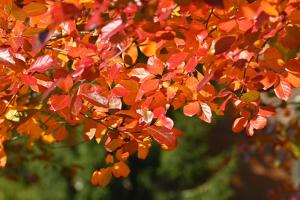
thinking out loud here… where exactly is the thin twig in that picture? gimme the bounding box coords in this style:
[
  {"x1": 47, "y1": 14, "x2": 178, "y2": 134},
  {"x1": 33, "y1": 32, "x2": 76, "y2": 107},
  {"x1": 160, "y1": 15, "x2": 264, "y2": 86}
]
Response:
[
  {"x1": 0, "y1": 94, "x2": 16, "y2": 117},
  {"x1": 205, "y1": 9, "x2": 214, "y2": 29}
]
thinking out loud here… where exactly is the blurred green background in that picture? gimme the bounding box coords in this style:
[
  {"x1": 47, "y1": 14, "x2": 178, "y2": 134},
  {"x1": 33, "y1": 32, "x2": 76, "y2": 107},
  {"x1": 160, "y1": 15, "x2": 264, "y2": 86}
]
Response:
[{"x1": 0, "y1": 111, "x2": 281, "y2": 200}]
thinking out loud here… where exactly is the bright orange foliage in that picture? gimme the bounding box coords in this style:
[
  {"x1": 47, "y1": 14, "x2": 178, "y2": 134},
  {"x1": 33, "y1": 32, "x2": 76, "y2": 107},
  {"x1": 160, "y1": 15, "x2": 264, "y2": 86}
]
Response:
[{"x1": 0, "y1": 0, "x2": 299, "y2": 186}]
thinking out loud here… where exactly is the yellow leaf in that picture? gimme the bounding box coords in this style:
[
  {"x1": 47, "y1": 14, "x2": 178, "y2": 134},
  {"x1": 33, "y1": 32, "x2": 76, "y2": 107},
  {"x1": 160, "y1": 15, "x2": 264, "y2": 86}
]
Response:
[
  {"x1": 58, "y1": 53, "x2": 69, "y2": 63},
  {"x1": 5, "y1": 109, "x2": 20, "y2": 122},
  {"x1": 41, "y1": 134, "x2": 55, "y2": 144},
  {"x1": 123, "y1": 43, "x2": 138, "y2": 66},
  {"x1": 139, "y1": 40, "x2": 157, "y2": 57},
  {"x1": 261, "y1": 1, "x2": 278, "y2": 16}
]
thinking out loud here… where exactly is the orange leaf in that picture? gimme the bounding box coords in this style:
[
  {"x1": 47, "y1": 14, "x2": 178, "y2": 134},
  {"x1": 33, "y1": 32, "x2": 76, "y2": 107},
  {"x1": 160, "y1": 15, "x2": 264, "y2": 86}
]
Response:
[
  {"x1": 58, "y1": 75, "x2": 73, "y2": 92},
  {"x1": 145, "y1": 125, "x2": 177, "y2": 151},
  {"x1": 232, "y1": 117, "x2": 248, "y2": 133},
  {"x1": 139, "y1": 79, "x2": 159, "y2": 95},
  {"x1": 105, "y1": 138, "x2": 124, "y2": 152},
  {"x1": 95, "y1": 123, "x2": 107, "y2": 144},
  {"x1": 183, "y1": 101, "x2": 200, "y2": 117},
  {"x1": 112, "y1": 162, "x2": 130, "y2": 178},
  {"x1": 274, "y1": 79, "x2": 291, "y2": 101},
  {"x1": 250, "y1": 116, "x2": 267, "y2": 130},
  {"x1": 91, "y1": 168, "x2": 112, "y2": 187},
  {"x1": 20, "y1": 74, "x2": 39, "y2": 92},
  {"x1": 49, "y1": 95, "x2": 71, "y2": 111},
  {"x1": 260, "y1": 1, "x2": 278, "y2": 16},
  {"x1": 23, "y1": 2, "x2": 48, "y2": 16},
  {"x1": 260, "y1": 71, "x2": 277, "y2": 89},
  {"x1": 287, "y1": 72, "x2": 300, "y2": 88},
  {"x1": 167, "y1": 52, "x2": 188, "y2": 69},
  {"x1": 137, "y1": 144, "x2": 149, "y2": 160},
  {"x1": 0, "y1": 148, "x2": 7, "y2": 168},
  {"x1": 28, "y1": 55, "x2": 54, "y2": 72},
  {"x1": 139, "y1": 40, "x2": 157, "y2": 57},
  {"x1": 123, "y1": 43, "x2": 138, "y2": 66},
  {"x1": 218, "y1": 20, "x2": 237, "y2": 33},
  {"x1": 185, "y1": 56, "x2": 198, "y2": 73},
  {"x1": 147, "y1": 57, "x2": 164, "y2": 75},
  {"x1": 105, "y1": 154, "x2": 114, "y2": 164}
]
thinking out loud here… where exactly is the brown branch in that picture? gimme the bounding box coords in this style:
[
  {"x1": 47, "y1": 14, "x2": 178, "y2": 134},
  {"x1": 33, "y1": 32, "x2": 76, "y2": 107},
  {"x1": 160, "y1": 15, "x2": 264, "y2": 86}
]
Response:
[
  {"x1": 205, "y1": 9, "x2": 214, "y2": 29},
  {"x1": 45, "y1": 46, "x2": 68, "y2": 55},
  {"x1": 80, "y1": 111, "x2": 143, "y2": 143},
  {"x1": 0, "y1": 94, "x2": 16, "y2": 117}
]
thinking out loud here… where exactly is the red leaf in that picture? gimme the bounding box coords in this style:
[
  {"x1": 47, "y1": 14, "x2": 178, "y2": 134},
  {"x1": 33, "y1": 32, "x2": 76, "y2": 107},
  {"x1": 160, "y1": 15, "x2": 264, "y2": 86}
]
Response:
[
  {"x1": 260, "y1": 71, "x2": 277, "y2": 89},
  {"x1": 214, "y1": 36, "x2": 236, "y2": 55},
  {"x1": 183, "y1": 101, "x2": 200, "y2": 117},
  {"x1": 66, "y1": 46, "x2": 95, "y2": 58},
  {"x1": 232, "y1": 117, "x2": 248, "y2": 133},
  {"x1": 79, "y1": 84, "x2": 108, "y2": 107},
  {"x1": 199, "y1": 102, "x2": 212, "y2": 123},
  {"x1": 172, "y1": 128, "x2": 185, "y2": 138},
  {"x1": 258, "y1": 106, "x2": 276, "y2": 117},
  {"x1": 197, "y1": 72, "x2": 213, "y2": 91},
  {"x1": 71, "y1": 96, "x2": 82, "y2": 116},
  {"x1": 246, "y1": 123, "x2": 254, "y2": 136},
  {"x1": 49, "y1": 95, "x2": 71, "y2": 111},
  {"x1": 145, "y1": 125, "x2": 177, "y2": 151},
  {"x1": 250, "y1": 116, "x2": 267, "y2": 130},
  {"x1": 101, "y1": 19, "x2": 124, "y2": 40},
  {"x1": 20, "y1": 74, "x2": 39, "y2": 92},
  {"x1": 129, "y1": 68, "x2": 151, "y2": 80},
  {"x1": 274, "y1": 79, "x2": 292, "y2": 101},
  {"x1": 155, "y1": 116, "x2": 174, "y2": 129},
  {"x1": 285, "y1": 59, "x2": 300, "y2": 74},
  {"x1": 137, "y1": 79, "x2": 159, "y2": 100},
  {"x1": 58, "y1": 75, "x2": 73, "y2": 92},
  {"x1": 28, "y1": 55, "x2": 54, "y2": 72},
  {"x1": 167, "y1": 52, "x2": 188, "y2": 69},
  {"x1": 53, "y1": 126, "x2": 68, "y2": 142},
  {"x1": 0, "y1": 48, "x2": 15, "y2": 65},
  {"x1": 185, "y1": 56, "x2": 198, "y2": 73},
  {"x1": 108, "y1": 63, "x2": 122, "y2": 80},
  {"x1": 218, "y1": 20, "x2": 237, "y2": 33},
  {"x1": 237, "y1": 19, "x2": 253, "y2": 32},
  {"x1": 147, "y1": 57, "x2": 164, "y2": 75},
  {"x1": 220, "y1": 94, "x2": 232, "y2": 111}
]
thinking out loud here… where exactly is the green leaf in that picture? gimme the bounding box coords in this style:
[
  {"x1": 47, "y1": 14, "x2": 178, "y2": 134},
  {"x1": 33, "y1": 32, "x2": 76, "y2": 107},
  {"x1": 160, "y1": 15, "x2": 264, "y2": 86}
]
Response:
[{"x1": 241, "y1": 90, "x2": 260, "y2": 102}]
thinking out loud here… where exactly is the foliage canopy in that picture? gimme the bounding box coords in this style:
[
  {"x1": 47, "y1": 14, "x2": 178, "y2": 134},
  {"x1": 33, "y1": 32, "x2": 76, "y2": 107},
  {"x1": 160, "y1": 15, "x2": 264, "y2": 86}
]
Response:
[{"x1": 0, "y1": 0, "x2": 299, "y2": 186}]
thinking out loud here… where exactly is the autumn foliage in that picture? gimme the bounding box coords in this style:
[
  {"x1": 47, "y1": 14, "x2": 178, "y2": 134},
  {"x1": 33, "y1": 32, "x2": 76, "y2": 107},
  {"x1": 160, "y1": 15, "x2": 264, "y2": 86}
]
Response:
[{"x1": 0, "y1": 0, "x2": 299, "y2": 187}]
